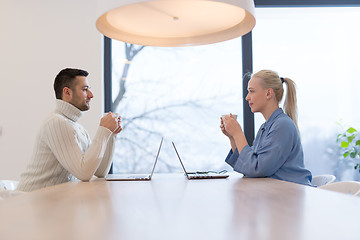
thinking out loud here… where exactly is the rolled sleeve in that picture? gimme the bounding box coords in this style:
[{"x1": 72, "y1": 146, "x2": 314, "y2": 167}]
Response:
[{"x1": 225, "y1": 149, "x2": 238, "y2": 168}]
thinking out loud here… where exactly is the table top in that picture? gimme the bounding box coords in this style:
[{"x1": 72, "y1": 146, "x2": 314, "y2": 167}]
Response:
[{"x1": 1, "y1": 173, "x2": 360, "y2": 240}]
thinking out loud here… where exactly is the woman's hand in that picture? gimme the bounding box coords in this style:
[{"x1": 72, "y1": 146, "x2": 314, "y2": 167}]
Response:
[
  {"x1": 222, "y1": 114, "x2": 243, "y2": 138},
  {"x1": 220, "y1": 117, "x2": 232, "y2": 138},
  {"x1": 222, "y1": 114, "x2": 248, "y2": 152}
]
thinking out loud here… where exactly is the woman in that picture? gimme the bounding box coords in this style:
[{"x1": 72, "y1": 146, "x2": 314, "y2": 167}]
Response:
[{"x1": 221, "y1": 70, "x2": 312, "y2": 186}]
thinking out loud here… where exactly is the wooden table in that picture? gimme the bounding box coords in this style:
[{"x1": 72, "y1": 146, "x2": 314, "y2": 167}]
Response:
[{"x1": 1, "y1": 173, "x2": 360, "y2": 240}]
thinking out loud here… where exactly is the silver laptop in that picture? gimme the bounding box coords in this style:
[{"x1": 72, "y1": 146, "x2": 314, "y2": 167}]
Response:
[
  {"x1": 105, "y1": 138, "x2": 163, "y2": 181},
  {"x1": 172, "y1": 142, "x2": 229, "y2": 179}
]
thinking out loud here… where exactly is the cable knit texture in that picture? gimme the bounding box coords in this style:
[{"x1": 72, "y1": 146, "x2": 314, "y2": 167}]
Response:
[{"x1": 17, "y1": 100, "x2": 115, "y2": 192}]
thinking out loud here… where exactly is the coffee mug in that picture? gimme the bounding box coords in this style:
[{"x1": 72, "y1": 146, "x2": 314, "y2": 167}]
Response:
[
  {"x1": 103, "y1": 112, "x2": 120, "y2": 118},
  {"x1": 221, "y1": 114, "x2": 238, "y2": 121}
]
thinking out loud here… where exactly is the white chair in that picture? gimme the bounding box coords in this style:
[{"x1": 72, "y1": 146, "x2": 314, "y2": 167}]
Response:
[
  {"x1": 318, "y1": 181, "x2": 360, "y2": 196},
  {"x1": 355, "y1": 189, "x2": 360, "y2": 197},
  {"x1": 0, "y1": 180, "x2": 19, "y2": 190},
  {"x1": 0, "y1": 180, "x2": 24, "y2": 200},
  {"x1": 311, "y1": 174, "x2": 336, "y2": 187}
]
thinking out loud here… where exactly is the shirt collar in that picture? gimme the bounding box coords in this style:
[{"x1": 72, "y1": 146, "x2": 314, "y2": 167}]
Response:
[
  {"x1": 264, "y1": 108, "x2": 284, "y2": 129},
  {"x1": 55, "y1": 99, "x2": 83, "y2": 122}
]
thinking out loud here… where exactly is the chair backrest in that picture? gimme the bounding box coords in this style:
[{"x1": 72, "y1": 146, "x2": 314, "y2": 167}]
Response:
[
  {"x1": 318, "y1": 181, "x2": 360, "y2": 196},
  {"x1": 0, "y1": 180, "x2": 24, "y2": 200},
  {"x1": 311, "y1": 174, "x2": 336, "y2": 187},
  {"x1": 0, "y1": 180, "x2": 19, "y2": 191},
  {"x1": 355, "y1": 189, "x2": 360, "y2": 197}
]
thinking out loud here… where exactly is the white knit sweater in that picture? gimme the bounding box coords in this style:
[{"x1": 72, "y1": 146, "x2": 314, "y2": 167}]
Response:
[{"x1": 17, "y1": 100, "x2": 115, "y2": 192}]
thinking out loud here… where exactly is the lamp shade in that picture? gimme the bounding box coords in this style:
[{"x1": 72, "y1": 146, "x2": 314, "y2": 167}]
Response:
[{"x1": 96, "y1": 0, "x2": 255, "y2": 47}]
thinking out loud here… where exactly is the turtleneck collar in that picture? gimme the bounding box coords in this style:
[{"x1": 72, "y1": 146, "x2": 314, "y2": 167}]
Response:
[{"x1": 55, "y1": 99, "x2": 83, "y2": 122}]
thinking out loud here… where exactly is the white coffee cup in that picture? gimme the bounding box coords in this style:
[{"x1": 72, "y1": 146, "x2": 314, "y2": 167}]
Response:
[
  {"x1": 103, "y1": 113, "x2": 121, "y2": 125},
  {"x1": 221, "y1": 114, "x2": 237, "y2": 121},
  {"x1": 103, "y1": 112, "x2": 120, "y2": 118}
]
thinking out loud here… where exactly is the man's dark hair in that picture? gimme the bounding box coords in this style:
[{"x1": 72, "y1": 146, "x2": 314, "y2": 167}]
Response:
[{"x1": 53, "y1": 68, "x2": 89, "y2": 99}]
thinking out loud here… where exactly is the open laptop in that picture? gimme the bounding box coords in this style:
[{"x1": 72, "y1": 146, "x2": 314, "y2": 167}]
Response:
[
  {"x1": 172, "y1": 142, "x2": 229, "y2": 179},
  {"x1": 105, "y1": 138, "x2": 163, "y2": 181}
]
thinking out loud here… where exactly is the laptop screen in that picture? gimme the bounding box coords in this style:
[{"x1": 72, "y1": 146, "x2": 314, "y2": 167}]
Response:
[
  {"x1": 171, "y1": 142, "x2": 190, "y2": 178},
  {"x1": 149, "y1": 137, "x2": 163, "y2": 178}
]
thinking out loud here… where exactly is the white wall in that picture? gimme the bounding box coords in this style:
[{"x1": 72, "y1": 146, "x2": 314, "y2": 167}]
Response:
[{"x1": 0, "y1": 1, "x2": 104, "y2": 180}]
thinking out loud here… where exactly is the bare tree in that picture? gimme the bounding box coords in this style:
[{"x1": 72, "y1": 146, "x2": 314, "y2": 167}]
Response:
[
  {"x1": 111, "y1": 42, "x2": 231, "y2": 174},
  {"x1": 113, "y1": 43, "x2": 145, "y2": 111},
  {"x1": 114, "y1": 92, "x2": 223, "y2": 173}
]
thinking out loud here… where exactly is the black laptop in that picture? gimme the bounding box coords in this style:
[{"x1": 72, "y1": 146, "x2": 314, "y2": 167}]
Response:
[{"x1": 172, "y1": 142, "x2": 229, "y2": 179}]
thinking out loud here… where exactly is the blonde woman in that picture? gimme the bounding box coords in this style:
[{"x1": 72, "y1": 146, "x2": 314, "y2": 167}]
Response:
[{"x1": 221, "y1": 70, "x2": 312, "y2": 186}]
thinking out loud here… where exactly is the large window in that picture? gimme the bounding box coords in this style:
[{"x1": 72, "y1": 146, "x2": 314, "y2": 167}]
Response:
[
  {"x1": 105, "y1": 1, "x2": 360, "y2": 180},
  {"x1": 253, "y1": 7, "x2": 360, "y2": 180},
  {"x1": 110, "y1": 39, "x2": 243, "y2": 173}
]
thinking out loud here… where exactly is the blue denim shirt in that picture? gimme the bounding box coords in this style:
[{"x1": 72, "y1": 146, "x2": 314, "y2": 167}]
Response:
[{"x1": 225, "y1": 108, "x2": 312, "y2": 186}]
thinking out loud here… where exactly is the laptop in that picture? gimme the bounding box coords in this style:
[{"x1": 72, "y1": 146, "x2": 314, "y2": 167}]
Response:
[
  {"x1": 105, "y1": 138, "x2": 163, "y2": 181},
  {"x1": 172, "y1": 142, "x2": 229, "y2": 179}
]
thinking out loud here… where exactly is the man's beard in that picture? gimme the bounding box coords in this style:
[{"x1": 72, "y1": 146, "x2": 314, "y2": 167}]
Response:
[{"x1": 70, "y1": 99, "x2": 90, "y2": 111}]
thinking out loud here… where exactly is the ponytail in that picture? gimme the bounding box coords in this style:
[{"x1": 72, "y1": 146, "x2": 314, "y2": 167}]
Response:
[{"x1": 282, "y1": 78, "x2": 299, "y2": 131}]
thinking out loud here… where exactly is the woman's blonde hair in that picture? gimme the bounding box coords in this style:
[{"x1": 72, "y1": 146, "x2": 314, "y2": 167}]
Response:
[{"x1": 252, "y1": 70, "x2": 299, "y2": 131}]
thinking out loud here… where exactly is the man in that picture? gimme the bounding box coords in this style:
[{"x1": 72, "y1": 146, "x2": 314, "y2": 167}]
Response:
[{"x1": 17, "y1": 68, "x2": 121, "y2": 191}]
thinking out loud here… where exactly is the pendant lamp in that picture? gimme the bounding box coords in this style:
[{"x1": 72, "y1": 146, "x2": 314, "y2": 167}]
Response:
[{"x1": 96, "y1": 0, "x2": 256, "y2": 47}]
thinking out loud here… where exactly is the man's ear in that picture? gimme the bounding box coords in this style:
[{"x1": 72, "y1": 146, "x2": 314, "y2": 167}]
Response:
[{"x1": 62, "y1": 87, "x2": 72, "y2": 100}]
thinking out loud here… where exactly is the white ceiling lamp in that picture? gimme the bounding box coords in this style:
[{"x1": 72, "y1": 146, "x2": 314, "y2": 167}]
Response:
[{"x1": 96, "y1": 0, "x2": 256, "y2": 47}]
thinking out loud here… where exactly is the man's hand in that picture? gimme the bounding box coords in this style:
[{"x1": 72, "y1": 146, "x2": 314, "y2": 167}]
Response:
[
  {"x1": 100, "y1": 112, "x2": 122, "y2": 133},
  {"x1": 113, "y1": 121, "x2": 122, "y2": 134}
]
